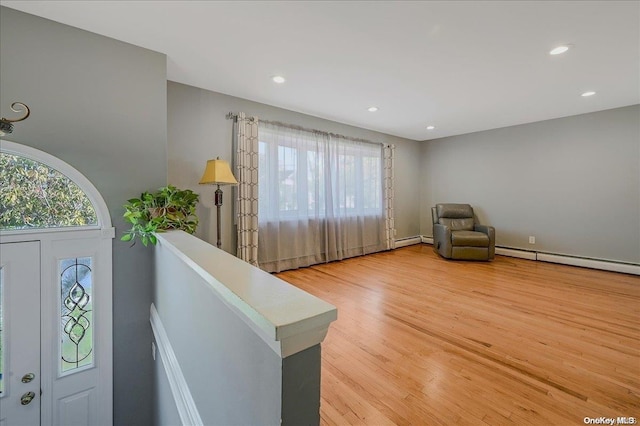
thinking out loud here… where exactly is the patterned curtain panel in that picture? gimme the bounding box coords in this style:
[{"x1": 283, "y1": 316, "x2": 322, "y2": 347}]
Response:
[
  {"x1": 235, "y1": 112, "x2": 260, "y2": 266},
  {"x1": 383, "y1": 144, "x2": 396, "y2": 250}
]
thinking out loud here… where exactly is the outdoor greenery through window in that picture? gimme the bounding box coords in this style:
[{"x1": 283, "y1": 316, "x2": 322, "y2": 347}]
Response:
[
  {"x1": 0, "y1": 152, "x2": 97, "y2": 230},
  {"x1": 258, "y1": 127, "x2": 382, "y2": 220}
]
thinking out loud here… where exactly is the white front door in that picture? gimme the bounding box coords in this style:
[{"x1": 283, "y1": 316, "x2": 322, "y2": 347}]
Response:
[
  {"x1": 0, "y1": 241, "x2": 41, "y2": 426},
  {"x1": 0, "y1": 235, "x2": 112, "y2": 426},
  {"x1": 1, "y1": 141, "x2": 113, "y2": 425}
]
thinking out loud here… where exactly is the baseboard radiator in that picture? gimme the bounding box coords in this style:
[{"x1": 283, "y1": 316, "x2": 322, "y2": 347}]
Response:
[
  {"x1": 396, "y1": 236, "x2": 640, "y2": 276},
  {"x1": 394, "y1": 236, "x2": 423, "y2": 248}
]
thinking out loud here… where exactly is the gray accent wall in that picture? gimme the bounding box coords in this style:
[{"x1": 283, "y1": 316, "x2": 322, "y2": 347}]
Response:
[
  {"x1": 282, "y1": 345, "x2": 321, "y2": 425},
  {"x1": 420, "y1": 105, "x2": 640, "y2": 264},
  {"x1": 167, "y1": 81, "x2": 422, "y2": 253},
  {"x1": 0, "y1": 7, "x2": 167, "y2": 425}
]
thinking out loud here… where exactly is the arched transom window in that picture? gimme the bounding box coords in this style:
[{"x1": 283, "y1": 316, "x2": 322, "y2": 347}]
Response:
[{"x1": 0, "y1": 151, "x2": 99, "y2": 230}]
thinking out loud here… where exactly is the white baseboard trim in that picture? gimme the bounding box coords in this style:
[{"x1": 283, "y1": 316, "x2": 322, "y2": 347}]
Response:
[
  {"x1": 416, "y1": 236, "x2": 639, "y2": 275},
  {"x1": 495, "y1": 247, "x2": 537, "y2": 261},
  {"x1": 536, "y1": 253, "x2": 640, "y2": 276},
  {"x1": 150, "y1": 304, "x2": 203, "y2": 426},
  {"x1": 420, "y1": 236, "x2": 434, "y2": 245},
  {"x1": 394, "y1": 236, "x2": 422, "y2": 248}
]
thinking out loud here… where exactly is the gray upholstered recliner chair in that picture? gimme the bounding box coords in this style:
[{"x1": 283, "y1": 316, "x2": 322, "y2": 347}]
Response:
[{"x1": 432, "y1": 203, "x2": 495, "y2": 261}]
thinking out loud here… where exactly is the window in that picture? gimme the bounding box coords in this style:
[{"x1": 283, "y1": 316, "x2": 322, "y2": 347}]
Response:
[
  {"x1": 258, "y1": 125, "x2": 382, "y2": 221},
  {"x1": 0, "y1": 152, "x2": 97, "y2": 230}
]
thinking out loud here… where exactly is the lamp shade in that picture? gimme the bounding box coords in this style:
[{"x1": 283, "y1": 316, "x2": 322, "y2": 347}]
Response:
[{"x1": 199, "y1": 158, "x2": 238, "y2": 185}]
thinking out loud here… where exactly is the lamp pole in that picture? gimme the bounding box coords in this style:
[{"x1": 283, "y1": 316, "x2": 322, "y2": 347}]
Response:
[{"x1": 215, "y1": 184, "x2": 223, "y2": 249}]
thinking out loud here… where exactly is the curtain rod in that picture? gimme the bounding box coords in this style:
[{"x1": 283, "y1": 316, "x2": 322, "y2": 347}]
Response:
[{"x1": 226, "y1": 112, "x2": 387, "y2": 147}]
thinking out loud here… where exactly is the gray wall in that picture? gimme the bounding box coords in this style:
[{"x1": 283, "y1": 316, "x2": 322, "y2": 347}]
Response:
[
  {"x1": 282, "y1": 345, "x2": 321, "y2": 425},
  {"x1": 167, "y1": 81, "x2": 422, "y2": 253},
  {"x1": 420, "y1": 105, "x2": 640, "y2": 264},
  {"x1": 0, "y1": 7, "x2": 167, "y2": 425}
]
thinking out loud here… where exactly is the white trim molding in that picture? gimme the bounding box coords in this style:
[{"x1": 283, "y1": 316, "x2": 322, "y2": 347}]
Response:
[
  {"x1": 150, "y1": 304, "x2": 203, "y2": 426},
  {"x1": 495, "y1": 247, "x2": 537, "y2": 261},
  {"x1": 536, "y1": 253, "x2": 640, "y2": 276},
  {"x1": 394, "y1": 236, "x2": 422, "y2": 248},
  {"x1": 420, "y1": 236, "x2": 639, "y2": 276}
]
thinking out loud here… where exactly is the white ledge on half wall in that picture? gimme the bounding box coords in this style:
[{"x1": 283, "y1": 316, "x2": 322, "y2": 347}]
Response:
[{"x1": 155, "y1": 231, "x2": 338, "y2": 358}]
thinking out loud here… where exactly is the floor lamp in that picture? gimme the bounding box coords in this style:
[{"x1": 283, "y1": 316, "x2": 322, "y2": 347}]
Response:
[{"x1": 199, "y1": 157, "x2": 238, "y2": 249}]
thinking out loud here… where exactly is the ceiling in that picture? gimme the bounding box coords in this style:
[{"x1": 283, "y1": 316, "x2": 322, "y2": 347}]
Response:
[{"x1": 2, "y1": 1, "x2": 639, "y2": 141}]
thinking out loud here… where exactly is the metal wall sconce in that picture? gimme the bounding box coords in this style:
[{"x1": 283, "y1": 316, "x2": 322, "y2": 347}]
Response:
[{"x1": 0, "y1": 102, "x2": 30, "y2": 136}]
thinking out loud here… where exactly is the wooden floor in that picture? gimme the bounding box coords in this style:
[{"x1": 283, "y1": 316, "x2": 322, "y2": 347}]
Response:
[{"x1": 277, "y1": 245, "x2": 640, "y2": 426}]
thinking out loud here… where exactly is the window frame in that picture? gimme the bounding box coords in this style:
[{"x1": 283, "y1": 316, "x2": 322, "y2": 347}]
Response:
[{"x1": 0, "y1": 140, "x2": 110, "y2": 235}]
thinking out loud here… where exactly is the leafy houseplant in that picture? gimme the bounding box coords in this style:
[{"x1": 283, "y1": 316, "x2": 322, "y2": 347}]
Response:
[{"x1": 121, "y1": 185, "x2": 199, "y2": 246}]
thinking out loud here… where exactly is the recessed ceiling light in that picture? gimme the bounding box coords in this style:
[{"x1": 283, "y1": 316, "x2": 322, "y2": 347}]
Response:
[
  {"x1": 427, "y1": 126, "x2": 435, "y2": 130},
  {"x1": 581, "y1": 91, "x2": 596, "y2": 97},
  {"x1": 367, "y1": 106, "x2": 378, "y2": 112},
  {"x1": 272, "y1": 75, "x2": 286, "y2": 84},
  {"x1": 549, "y1": 45, "x2": 570, "y2": 55}
]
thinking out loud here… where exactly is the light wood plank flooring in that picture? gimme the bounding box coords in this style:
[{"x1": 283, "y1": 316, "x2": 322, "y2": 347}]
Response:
[{"x1": 277, "y1": 245, "x2": 640, "y2": 425}]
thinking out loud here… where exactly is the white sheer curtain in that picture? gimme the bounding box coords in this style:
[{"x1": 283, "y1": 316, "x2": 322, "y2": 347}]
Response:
[{"x1": 257, "y1": 121, "x2": 390, "y2": 272}]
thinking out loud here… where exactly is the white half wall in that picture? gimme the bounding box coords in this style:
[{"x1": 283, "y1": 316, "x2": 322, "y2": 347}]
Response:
[{"x1": 152, "y1": 231, "x2": 337, "y2": 425}]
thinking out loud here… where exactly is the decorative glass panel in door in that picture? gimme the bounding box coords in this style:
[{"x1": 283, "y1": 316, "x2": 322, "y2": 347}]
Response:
[{"x1": 60, "y1": 257, "x2": 93, "y2": 374}]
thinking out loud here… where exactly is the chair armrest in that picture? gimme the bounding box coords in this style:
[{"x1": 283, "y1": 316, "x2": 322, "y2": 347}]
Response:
[
  {"x1": 433, "y1": 223, "x2": 452, "y2": 258},
  {"x1": 474, "y1": 224, "x2": 494, "y2": 237},
  {"x1": 474, "y1": 224, "x2": 495, "y2": 259}
]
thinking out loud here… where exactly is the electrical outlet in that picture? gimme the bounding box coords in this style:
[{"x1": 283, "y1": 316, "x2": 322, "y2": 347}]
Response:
[
  {"x1": 152, "y1": 341, "x2": 156, "y2": 361},
  {"x1": 529, "y1": 236, "x2": 536, "y2": 244}
]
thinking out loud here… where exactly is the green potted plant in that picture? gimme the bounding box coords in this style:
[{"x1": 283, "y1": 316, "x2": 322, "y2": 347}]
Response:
[{"x1": 121, "y1": 185, "x2": 199, "y2": 246}]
